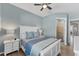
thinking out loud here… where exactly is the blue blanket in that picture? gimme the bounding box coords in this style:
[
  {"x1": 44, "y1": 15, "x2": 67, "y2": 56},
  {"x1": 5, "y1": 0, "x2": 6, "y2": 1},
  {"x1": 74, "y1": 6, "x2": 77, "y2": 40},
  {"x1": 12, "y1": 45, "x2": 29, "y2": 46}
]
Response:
[{"x1": 23, "y1": 37, "x2": 49, "y2": 55}]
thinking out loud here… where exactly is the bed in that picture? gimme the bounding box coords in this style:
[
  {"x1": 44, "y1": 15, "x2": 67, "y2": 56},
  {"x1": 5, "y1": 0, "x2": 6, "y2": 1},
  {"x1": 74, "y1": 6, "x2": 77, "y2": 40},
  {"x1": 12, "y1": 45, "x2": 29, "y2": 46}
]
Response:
[{"x1": 20, "y1": 26, "x2": 61, "y2": 56}]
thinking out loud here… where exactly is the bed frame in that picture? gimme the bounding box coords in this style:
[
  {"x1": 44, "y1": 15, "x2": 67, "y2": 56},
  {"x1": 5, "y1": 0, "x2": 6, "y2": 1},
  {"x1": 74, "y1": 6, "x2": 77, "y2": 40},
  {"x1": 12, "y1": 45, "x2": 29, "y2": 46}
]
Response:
[
  {"x1": 39, "y1": 39, "x2": 61, "y2": 56},
  {"x1": 20, "y1": 26, "x2": 61, "y2": 56},
  {"x1": 21, "y1": 39, "x2": 61, "y2": 56}
]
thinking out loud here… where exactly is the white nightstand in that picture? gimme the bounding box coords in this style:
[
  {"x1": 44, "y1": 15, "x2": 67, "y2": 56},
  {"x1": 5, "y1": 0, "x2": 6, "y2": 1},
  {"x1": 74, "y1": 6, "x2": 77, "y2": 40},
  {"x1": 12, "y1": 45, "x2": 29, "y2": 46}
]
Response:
[{"x1": 4, "y1": 39, "x2": 19, "y2": 56}]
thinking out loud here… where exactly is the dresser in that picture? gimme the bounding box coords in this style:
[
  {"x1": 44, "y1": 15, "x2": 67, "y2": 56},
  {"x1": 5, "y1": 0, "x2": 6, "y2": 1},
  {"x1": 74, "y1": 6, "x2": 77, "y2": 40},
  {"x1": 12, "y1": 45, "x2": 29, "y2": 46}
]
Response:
[{"x1": 4, "y1": 39, "x2": 19, "y2": 56}]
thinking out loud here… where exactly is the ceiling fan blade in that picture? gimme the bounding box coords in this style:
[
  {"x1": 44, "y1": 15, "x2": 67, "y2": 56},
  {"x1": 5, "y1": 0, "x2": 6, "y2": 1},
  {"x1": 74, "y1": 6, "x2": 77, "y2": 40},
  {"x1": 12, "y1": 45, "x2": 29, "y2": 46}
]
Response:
[
  {"x1": 47, "y1": 6, "x2": 52, "y2": 10},
  {"x1": 34, "y1": 4, "x2": 41, "y2": 6},
  {"x1": 47, "y1": 3, "x2": 52, "y2": 5},
  {"x1": 40, "y1": 8, "x2": 43, "y2": 11}
]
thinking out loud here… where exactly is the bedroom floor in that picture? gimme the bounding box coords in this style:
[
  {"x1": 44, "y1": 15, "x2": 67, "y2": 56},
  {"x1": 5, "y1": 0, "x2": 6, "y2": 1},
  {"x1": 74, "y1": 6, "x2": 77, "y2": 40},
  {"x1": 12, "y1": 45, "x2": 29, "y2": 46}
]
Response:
[
  {"x1": 0, "y1": 49, "x2": 24, "y2": 56},
  {"x1": 0, "y1": 45, "x2": 74, "y2": 56},
  {"x1": 60, "y1": 45, "x2": 74, "y2": 56}
]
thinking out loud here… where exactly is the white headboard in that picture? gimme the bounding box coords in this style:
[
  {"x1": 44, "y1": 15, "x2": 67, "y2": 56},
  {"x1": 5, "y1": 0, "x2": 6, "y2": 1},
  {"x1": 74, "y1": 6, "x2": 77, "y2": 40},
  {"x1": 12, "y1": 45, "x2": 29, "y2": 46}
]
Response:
[
  {"x1": 20, "y1": 25, "x2": 39, "y2": 39},
  {"x1": 20, "y1": 26, "x2": 39, "y2": 33}
]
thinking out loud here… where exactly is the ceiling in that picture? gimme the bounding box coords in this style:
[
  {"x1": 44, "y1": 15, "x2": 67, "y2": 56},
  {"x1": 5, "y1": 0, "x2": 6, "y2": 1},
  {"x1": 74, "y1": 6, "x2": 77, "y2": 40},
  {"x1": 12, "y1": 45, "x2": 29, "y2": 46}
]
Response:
[{"x1": 11, "y1": 3, "x2": 79, "y2": 18}]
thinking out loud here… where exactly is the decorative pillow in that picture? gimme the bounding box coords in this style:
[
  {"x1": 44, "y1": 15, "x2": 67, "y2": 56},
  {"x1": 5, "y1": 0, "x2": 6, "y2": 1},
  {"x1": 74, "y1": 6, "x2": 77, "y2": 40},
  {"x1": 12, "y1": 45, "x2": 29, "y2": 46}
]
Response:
[
  {"x1": 20, "y1": 33, "x2": 26, "y2": 39},
  {"x1": 26, "y1": 32, "x2": 34, "y2": 39},
  {"x1": 33, "y1": 32, "x2": 39, "y2": 38}
]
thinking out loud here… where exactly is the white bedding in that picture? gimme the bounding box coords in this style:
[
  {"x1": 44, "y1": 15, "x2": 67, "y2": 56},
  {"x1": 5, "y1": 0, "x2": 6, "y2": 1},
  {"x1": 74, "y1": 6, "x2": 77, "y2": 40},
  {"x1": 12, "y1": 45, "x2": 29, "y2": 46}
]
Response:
[
  {"x1": 30, "y1": 38, "x2": 56, "y2": 56},
  {"x1": 21, "y1": 37, "x2": 57, "y2": 56}
]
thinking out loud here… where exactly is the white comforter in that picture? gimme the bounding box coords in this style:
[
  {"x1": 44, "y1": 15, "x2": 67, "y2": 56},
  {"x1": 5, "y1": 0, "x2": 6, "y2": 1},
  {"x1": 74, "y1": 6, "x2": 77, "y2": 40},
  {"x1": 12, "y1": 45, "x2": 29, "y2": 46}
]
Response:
[{"x1": 30, "y1": 38, "x2": 57, "y2": 56}]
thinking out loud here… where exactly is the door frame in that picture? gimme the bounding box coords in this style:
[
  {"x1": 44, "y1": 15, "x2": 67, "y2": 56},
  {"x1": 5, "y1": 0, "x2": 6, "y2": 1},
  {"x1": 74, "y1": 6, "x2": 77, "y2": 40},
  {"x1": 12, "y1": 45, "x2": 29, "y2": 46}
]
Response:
[{"x1": 56, "y1": 17, "x2": 67, "y2": 45}]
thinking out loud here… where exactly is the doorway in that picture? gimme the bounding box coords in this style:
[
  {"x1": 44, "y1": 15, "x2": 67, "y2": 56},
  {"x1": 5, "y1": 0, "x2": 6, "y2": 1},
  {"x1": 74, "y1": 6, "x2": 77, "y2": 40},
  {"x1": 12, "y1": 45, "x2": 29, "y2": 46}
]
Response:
[
  {"x1": 70, "y1": 21, "x2": 78, "y2": 47},
  {"x1": 56, "y1": 19, "x2": 65, "y2": 45}
]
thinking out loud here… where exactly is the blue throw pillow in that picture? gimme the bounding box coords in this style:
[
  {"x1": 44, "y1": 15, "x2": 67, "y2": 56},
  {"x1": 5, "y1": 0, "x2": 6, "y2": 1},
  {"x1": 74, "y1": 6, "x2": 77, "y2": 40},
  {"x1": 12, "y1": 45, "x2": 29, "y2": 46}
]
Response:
[{"x1": 26, "y1": 32, "x2": 34, "y2": 39}]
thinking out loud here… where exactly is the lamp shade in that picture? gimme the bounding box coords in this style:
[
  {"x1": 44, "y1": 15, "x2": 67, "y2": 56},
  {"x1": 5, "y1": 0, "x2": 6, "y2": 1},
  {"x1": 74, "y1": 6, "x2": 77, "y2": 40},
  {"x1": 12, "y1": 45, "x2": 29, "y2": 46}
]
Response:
[{"x1": 6, "y1": 30, "x2": 15, "y2": 34}]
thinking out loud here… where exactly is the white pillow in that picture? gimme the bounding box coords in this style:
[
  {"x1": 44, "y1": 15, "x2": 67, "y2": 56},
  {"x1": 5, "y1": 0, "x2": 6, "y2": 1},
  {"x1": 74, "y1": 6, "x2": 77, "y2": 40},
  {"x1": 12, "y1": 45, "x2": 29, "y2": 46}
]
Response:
[
  {"x1": 20, "y1": 33, "x2": 26, "y2": 39},
  {"x1": 33, "y1": 32, "x2": 39, "y2": 38}
]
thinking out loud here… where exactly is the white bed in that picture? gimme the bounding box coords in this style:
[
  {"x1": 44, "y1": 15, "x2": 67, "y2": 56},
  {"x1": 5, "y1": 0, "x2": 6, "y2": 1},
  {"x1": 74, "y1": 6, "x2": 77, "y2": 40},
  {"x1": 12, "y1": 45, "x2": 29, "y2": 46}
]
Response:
[{"x1": 20, "y1": 26, "x2": 61, "y2": 56}]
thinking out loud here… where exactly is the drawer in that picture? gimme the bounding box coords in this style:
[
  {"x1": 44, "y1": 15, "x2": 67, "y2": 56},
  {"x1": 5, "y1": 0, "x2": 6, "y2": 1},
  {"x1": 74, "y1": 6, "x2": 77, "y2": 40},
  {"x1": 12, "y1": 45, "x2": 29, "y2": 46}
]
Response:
[
  {"x1": 13, "y1": 46, "x2": 19, "y2": 51},
  {"x1": 13, "y1": 42, "x2": 19, "y2": 47},
  {"x1": 5, "y1": 47, "x2": 12, "y2": 53},
  {"x1": 4, "y1": 40, "x2": 19, "y2": 54},
  {"x1": 5, "y1": 46, "x2": 12, "y2": 51},
  {"x1": 4, "y1": 43, "x2": 12, "y2": 49}
]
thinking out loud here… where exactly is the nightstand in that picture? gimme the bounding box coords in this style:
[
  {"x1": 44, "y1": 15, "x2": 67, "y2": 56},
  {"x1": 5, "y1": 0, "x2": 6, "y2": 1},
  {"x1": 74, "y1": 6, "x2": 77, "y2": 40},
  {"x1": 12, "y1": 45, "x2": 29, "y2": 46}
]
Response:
[{"x1": 4, "y1": 39, "x2": 19, "y2": 56}]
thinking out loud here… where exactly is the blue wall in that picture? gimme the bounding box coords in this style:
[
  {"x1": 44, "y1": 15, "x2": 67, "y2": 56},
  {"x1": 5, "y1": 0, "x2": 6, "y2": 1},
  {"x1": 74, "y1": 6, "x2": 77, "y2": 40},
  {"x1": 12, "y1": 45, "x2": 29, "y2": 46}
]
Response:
[
  {"x1": 20, "y1": 10, "x2": 42, "y2": 26},
  {"x1": 42, "y1": 14, "x2": 68, "y2": 45},
  {"x1": 0, "y1": 3, "x2": 42, "y2": 53},
  {"x1": 42, "y1": 15, "x2": 56, "y2": 37},
  {"x1": 42, "y1": 14, "x2": 68, "y2": 37},
  {"x1": 0, "y1": 3, "x2": 69, "y2": 53}
]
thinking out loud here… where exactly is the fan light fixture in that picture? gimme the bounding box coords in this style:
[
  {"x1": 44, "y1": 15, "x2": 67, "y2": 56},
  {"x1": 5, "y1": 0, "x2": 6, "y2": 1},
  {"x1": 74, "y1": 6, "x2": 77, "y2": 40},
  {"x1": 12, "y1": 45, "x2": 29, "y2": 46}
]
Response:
[
  {"x1": 34, "y1": 3, "x2": 52, "y2": 11},
  {"x1": 43, "y1": 4, "x2": 47, "y2": 8}
]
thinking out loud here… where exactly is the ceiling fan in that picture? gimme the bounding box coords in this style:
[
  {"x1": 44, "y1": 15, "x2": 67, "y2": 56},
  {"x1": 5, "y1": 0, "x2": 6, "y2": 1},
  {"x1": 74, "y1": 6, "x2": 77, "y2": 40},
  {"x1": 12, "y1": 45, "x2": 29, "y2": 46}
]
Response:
[{"x1": 34, "y1": 3, "x2": 52, "y2": 11}]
